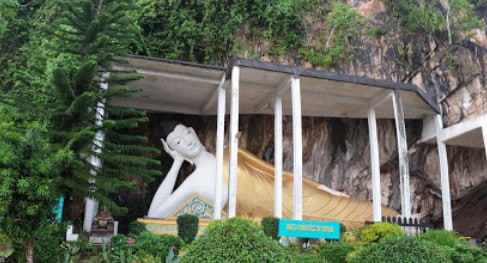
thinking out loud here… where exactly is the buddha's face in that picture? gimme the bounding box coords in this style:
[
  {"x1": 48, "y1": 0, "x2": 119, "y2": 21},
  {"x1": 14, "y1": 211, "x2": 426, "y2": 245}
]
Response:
[{"x1": 166, "y1": 124, "x2": 203, "y2": 159}]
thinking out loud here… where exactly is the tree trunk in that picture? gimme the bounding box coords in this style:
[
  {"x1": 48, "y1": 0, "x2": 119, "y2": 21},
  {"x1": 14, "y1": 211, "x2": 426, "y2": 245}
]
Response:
[{"x1": 25, "y1": 240, "x2": 34, "y2": 263}]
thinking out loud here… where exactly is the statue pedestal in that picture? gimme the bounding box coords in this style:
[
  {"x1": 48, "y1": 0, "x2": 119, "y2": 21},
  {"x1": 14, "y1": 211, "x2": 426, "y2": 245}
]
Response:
[
  {"x1": 140, "y1": 193, "x2": 225, "y2": 236},
  {"x1": 138, "y1": 218, "x2": 211, "y2": 236}
]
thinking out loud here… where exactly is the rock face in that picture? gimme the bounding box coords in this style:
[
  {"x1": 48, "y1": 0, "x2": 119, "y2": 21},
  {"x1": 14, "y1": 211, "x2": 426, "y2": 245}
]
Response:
[{"x1": 141, "y1": 1, "x2": 487, "y2": 238}]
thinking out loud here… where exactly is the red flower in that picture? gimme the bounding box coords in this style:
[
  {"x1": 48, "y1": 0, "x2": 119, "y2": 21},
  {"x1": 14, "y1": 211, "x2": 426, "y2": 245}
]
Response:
[{"x1": 127, "y1": 238, "x2": 135, "y2": 245}]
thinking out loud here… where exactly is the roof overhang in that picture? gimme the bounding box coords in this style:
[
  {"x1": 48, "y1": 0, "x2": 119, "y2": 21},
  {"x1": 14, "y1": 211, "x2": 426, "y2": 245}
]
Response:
[
  {"x1": 421, "y1": 114, "x2": 487, "y2": 148},
  {"x1": 111, "y1": 55, "x2": 439, "y2": 119}
]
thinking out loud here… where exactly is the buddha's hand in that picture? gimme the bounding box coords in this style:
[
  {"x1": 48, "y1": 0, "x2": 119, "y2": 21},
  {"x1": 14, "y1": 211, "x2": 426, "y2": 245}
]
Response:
[{"x1": 161, "y1": 139, "x2": 184, "y2": 163}]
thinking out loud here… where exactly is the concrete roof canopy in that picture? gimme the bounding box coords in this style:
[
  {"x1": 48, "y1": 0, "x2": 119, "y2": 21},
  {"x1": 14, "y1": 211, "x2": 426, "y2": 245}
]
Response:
[{"x1": 111, "y1": 55, "x2": 439, "y2": 119}]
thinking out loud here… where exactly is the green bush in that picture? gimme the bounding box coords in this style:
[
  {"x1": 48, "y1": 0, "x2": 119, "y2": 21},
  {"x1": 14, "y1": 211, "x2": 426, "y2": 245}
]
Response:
[
  {"x1": 261, "y1": 217, "x2": 279, "y2": 240},
  {"x1": 421, "y1": 230, "x2": 487, "y2": 263},
  {"x1": 349, "y1": 236, "x2": 448, "y2": 263},
  {"x1": 133, "y1": 231, "x2": 184, "y2": 260},
  {"x1": 291, "y1": 253, "x2": 321, "y2": 263},
  {"x1": 110, "y1": 232, "x2": 184, "y2": 261},
  {"x1": 420, "y1": 229, "x2": 460, "y2": 247},
  {"x1": 180, "y1": 217, "x2": 293, "y2": 263},
  {"x1": 129, "y1": 220, "x2": 147, "y2": 235},
  {"x1": 33, "y1": 222, "x2": 65, "y2": 263},
  {"x1": 177, "y1": 214, "x2": 199, "y2": 244},
  {"x1": 318, "y1": 242, "x2": 355, "y2": 263},
  {"x1": 358, "y1": 222, "x2": 405, "y2": 244}
]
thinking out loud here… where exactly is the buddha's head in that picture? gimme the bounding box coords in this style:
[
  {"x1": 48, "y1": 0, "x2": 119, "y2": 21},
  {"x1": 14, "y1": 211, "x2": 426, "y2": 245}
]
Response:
[{"x1": 161, "y1": 122, "x2": 203, "y2": 159}]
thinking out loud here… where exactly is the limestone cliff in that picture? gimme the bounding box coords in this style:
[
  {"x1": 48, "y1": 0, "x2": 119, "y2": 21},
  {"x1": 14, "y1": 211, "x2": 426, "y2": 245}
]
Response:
[{"x1": 141, "y1": 0, "x2": 487, "y2": 238}]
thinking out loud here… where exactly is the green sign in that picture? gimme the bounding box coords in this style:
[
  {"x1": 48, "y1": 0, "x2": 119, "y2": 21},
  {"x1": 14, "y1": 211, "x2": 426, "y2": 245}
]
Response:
[{"x1": 278, "y1": 219, "x2": 340, "y2": 239}]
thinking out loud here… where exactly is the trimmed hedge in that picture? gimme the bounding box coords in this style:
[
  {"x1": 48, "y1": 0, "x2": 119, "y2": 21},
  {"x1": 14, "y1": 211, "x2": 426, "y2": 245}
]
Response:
[
  {"x1": 261, "y1": 217, "x2": 280, "y2": 240},
  {"x1": 177, "y1": 214, "x2": 199, "y2": 244}
]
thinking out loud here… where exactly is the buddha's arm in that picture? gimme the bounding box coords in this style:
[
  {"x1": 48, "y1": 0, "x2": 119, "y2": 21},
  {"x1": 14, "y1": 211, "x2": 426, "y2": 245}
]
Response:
[{"x1": 147, "y1": 158, "x2": 183, "y2": 217}]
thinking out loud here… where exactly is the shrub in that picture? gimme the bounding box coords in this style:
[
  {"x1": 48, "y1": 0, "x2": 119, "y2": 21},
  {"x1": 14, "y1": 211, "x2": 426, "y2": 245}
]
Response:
[
  {"x1": 110, "y1": 232, "x2": 184, "y2": 261},
  {"x1": 261, "y1": 217, "x2": 279, "y2": 240},
  {"x1": 132, "y1": 231, "x2": 184, "y2": 260},
  {"x1": 421, "y1": 230, "x2": 487, "y2": 263},
  {"x1": 129, "y1": 220, "x2": 147, "y2": 235},
  {"x1": 358, "y1": 222, "x2": 405, "y2": 244},
  {"x1": 291, "y1": 253, "x2": 321, "y2": 263},
  {"x1": 177, "y1": 214, "x2": 199, "y2": 244},
  {"x1": 349, "y1": 236, "x2": 448, "y2": 263},
  {"x1": 180, "y1": 217, "x2": 293, "y2": 263},
  {"x1": 318, "y1": 241, "x2": 355, "y2": 263}
]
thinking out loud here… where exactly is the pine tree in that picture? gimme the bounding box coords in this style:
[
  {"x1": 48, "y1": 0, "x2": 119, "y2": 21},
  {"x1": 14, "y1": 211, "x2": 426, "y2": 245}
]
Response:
[{"x1": 47, "y1": 0, "x2": 162, "y2": 218}]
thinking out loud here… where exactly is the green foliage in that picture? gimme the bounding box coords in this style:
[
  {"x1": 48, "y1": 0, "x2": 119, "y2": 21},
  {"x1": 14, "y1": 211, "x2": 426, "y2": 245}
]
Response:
[
  {"x1": 299, "y1": 2, "x2": 367, "y2": 69},
  {"x1": 420, "y1": 229, "x2": 462, "y2": 247},
  {"x1": 136, "y1": 0, "x2": 319, "y2": 65},
  {"x1": 0, "y1": 233, "x2": 14, "y2": 258},
  {"x1": 383, "y1": 0, "x2": 482, "y2": 43},
  {"x1": 165, "y1": 246, "x2": 180, "y2": 263},
  {"x1": 176, "y1": 214, "x2": 199, "y2": 244},
  {"x1": 421, "y1": 230, "x2": 487, "y2": 263},
  {"x1": 128, "y1": 220, "x2": 147, "y2": 235},
  {"x1": 43, "y1": 0, "x2": 162, "y2": 216},
  {"x1": 318, "y1": 241, "x2": 355, "y2": 263},
  {"x1": 358, "y1": 222, "x2": 406, "y2": 244},
  {"x1": 131, "y1": 231, "x2": 184, "y2": 260},
  {"x1": 449, "y1": 0, "x2": 483, "y2": 42},
  {"x1": 261, "y1": 216, "x2": 279, "y2": 240},
  {"x1": 291, "y1": 253, "x2": 321, "y2": 263},
  {"x1": 384, "y1": 0, "x2": 444, "y2": 35},
  {"x1": 33, "y1": 222, "x2": 65, "y2": 263},
  {"x1": 180, "y1": 217, "x2": 293, "y2": 263},
  {"x1": 349, "y1": 236, "x2": 448, "y2": 263},
  {"x1": 0, "y1": 105, "x2": 70, "y2": 262},
  {"x1": 137, "y1": 0, "x2": 205, "y2": 61}
]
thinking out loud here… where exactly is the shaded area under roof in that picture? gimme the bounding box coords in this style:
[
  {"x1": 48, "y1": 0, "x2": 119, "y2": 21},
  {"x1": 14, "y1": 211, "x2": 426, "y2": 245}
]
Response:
[{"x1": 111, "y1": 55, "x2": 439, "y2": 119}]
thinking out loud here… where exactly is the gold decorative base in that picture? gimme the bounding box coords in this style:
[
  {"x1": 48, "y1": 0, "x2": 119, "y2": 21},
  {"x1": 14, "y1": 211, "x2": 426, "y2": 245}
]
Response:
[{"x1": 138, "y1": 218, "x2": 211, "y2": 236}]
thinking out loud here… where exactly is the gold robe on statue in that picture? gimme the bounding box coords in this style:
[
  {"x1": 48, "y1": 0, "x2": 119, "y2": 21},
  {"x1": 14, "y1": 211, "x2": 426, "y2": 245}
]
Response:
[{"x1": 223, "y1": 148, "x2": 397, "y2": 229}]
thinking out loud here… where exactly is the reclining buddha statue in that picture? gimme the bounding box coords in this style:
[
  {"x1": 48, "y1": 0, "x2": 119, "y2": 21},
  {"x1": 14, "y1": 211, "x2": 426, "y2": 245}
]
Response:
[{"x1": 147, "y1": 122, "x2": 396, "y2": 229}]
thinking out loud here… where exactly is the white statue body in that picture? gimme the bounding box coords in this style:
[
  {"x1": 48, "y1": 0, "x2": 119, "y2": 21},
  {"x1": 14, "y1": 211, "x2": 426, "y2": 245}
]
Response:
[
  {"x1": 147, "y1": 123, "x2": 228, "y2": 218},
  {"x1": 146, "y1": 123, "x2": 397, "y2": 229}
]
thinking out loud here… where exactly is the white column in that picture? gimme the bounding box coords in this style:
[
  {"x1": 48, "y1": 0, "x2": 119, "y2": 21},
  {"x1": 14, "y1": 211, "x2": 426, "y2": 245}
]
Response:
[
  {"x1": 291, "y1": 76, "x2": 303, "y2": 220},
  {"x1": 368, "y1": 108, "x2": 382, "y2": 221},
  {"x1": 83, "y1": 72, "x2": 109, "y2": 232},
  {"x1": 228, "y1": 66, "x2": 240, "y2": 218},
  {"x1": 392, "y1": 90, "x2": 411, "y2": 218},
  {"x1": 436, "y1": 115, "x2": 453, "y2": 230},
  {"x1": 214, "y1": 77, "x2": 226, "y2": 220},
  {"x1": 274, "y1": 95, "x2": 283, "y2": 218}
]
